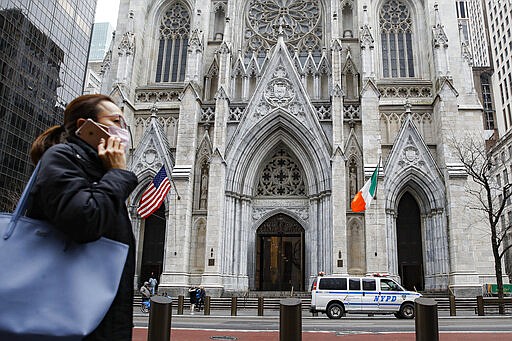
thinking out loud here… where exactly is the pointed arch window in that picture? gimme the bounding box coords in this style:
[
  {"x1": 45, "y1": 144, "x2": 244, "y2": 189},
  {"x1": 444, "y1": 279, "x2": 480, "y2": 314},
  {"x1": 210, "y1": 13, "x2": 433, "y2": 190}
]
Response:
[
  {"x1": 379, "y1": 0, "x2": 415, "y2": 78},
  {"x1": 211, "y1": 1, "x2": 226, "y2": 41},
  {"x1": 155, "y1": 2, "x2": 190, "y2": 82}
]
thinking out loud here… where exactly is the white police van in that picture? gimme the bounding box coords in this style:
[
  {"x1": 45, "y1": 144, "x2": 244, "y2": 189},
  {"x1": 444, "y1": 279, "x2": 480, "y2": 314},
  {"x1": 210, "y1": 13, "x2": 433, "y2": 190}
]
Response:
[{"x1": 310, "y1": 274, "x2": 422, "y2": 319}]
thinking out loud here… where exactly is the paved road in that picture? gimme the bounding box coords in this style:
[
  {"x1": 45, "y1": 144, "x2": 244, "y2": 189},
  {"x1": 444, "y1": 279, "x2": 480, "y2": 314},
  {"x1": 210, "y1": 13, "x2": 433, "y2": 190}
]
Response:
[{"x1": 132, "y1": 311, "x2": 512, "y2": 340}]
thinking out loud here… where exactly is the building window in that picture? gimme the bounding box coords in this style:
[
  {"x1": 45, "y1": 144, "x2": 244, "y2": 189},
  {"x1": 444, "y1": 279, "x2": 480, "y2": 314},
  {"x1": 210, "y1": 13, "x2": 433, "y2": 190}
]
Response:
[
  {"x1": 481, "y1": 74, "x2": 495, "y2": 130},
  {"x1": 379, "y1": 0, "x2": 415, "y2": 78},
  {"x1": 155, "y1": 2, "x2": 190, "y2": 83}
]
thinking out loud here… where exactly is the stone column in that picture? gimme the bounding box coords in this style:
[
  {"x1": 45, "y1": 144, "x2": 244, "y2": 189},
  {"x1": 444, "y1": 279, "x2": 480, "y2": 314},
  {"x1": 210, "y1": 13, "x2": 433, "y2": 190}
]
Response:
[
  {"x1": 162, "y1": 84, "x2": 201, "y2": 288},
  {"x1": 360, "y1": 79, "x2": 381, "y2": 274},
  {"x1": 201, "y1": 41, "x2": 231, "y2": 294},
  {"x1": 433, "y1": 87, "x2": 480, "y2": 296}
]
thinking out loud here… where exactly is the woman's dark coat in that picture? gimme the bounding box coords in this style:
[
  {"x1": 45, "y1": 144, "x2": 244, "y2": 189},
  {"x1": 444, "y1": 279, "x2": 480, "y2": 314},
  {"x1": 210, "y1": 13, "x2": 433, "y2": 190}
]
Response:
[{"x1": 27, "y1": 136, "x2": 138, "y2": 341}]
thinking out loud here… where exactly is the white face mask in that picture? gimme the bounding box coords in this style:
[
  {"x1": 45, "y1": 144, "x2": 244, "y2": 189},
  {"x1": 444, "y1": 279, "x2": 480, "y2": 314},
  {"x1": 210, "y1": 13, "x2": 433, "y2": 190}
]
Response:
[{"x1": 107, "y1": 125, "x2": 131, "y2": 149}]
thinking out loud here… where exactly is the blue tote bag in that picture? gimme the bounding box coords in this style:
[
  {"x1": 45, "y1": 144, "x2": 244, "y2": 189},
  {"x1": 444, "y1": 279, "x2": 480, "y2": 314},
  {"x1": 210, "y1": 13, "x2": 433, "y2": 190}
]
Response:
[{"x1": 0, "y1": 164, "x2": 129, "y2": 340}]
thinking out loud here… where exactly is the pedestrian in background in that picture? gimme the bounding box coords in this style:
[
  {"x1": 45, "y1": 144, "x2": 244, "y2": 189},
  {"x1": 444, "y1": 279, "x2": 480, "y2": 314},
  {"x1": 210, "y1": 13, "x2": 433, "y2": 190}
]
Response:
[
  {"x1": 188, "y1": 286, "x2": 197, "y2": 314},
  {"x1": 148, "y1": 272, "x2": 158, "y2": 295},
  {"x1": 27, "y1": 94, "x2": 138, "y2": 340}
]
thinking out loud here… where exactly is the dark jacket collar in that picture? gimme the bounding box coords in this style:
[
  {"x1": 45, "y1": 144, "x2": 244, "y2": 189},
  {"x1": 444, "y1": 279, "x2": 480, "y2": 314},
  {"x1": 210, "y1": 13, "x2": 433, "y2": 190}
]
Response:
[{"x1": 66, "y1": 135, "x2": 106, "y2": 174}]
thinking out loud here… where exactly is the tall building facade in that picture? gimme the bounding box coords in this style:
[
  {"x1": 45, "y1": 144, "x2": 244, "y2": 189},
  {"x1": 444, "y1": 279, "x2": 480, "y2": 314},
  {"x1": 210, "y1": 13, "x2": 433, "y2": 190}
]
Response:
[
  {"x1": 481, "y1": 0, "x2": 512, "y2": 281},
  {"x1": 485, "y1": 0, "x2": 512, "y2": 135},
  {"x1": 89, "y1": 22, "x2": 114, "y2": 62},
  {"x1": 0, "y1": 0, "x2": 96, "y2": 211},
  {"x1": 102, "y1": 0, "x2": 505, "y2": 296}
]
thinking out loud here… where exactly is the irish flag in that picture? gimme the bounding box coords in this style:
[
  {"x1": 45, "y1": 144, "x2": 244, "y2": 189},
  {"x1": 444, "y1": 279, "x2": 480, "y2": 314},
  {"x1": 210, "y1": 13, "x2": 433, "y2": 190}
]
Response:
[{"x1": 351, "y1": 162, "x2": 379, "y2": 212}]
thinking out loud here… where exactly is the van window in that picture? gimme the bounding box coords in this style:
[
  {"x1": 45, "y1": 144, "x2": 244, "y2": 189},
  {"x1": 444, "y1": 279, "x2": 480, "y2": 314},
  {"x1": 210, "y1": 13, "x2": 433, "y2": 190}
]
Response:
[
  {"x1": 319, "y1": 278, "x2": 347, "y2": 290},
  {"x1": 349, "y1": 278, "x2": 361, "y2": 290},
  {"x1": 362, "y1": 278, "x2": 376, "y2": 291},
  {"x1": 381, "y1": 278, "x2": 404, "y2": 291}
]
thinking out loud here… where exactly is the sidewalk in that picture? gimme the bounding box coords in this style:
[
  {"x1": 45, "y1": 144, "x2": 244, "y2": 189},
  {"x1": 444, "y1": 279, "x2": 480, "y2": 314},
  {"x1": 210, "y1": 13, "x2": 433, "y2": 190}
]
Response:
[{"x1": 132, "y1": 328, "x2": 512, "y2": 341}]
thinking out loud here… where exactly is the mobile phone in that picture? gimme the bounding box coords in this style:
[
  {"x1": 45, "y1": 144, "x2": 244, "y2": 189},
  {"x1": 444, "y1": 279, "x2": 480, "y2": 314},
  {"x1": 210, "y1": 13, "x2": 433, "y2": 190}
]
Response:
[{"x1": 75, "y1": 119, "x2": 111, "y2": 148}]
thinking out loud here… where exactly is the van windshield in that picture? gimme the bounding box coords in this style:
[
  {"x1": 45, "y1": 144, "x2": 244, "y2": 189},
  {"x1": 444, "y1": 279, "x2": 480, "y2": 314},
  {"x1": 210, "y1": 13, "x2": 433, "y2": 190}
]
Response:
[{"x1": 380, "y1": 278, "x2": 404, "y2": 291}]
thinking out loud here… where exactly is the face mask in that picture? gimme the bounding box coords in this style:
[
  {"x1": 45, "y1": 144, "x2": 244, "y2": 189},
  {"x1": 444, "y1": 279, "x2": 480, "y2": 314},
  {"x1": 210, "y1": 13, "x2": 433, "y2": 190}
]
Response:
[{"x1": 107, "y1": 125, "x2": 131, "y2": 149}]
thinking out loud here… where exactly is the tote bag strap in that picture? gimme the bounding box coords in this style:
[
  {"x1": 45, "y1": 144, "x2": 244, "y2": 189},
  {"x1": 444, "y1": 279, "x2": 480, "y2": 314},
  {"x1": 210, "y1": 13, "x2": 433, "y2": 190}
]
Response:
[{"x1": 3, "y1": 163, "x2": 41, "y2": 240}]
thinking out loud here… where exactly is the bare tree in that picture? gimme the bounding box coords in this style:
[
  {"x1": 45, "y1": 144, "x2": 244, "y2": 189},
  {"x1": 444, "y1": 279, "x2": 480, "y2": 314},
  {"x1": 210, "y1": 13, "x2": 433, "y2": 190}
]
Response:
[{"x1": 451, "y1": 133, "x2": 512, "y2": 313}]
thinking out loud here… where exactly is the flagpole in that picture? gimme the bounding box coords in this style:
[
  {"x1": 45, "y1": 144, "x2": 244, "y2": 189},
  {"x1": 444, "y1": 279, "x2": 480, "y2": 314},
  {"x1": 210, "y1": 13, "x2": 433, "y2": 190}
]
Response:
[{"x1": 169, "y1": 176, "x2": 181, "y2": 200}]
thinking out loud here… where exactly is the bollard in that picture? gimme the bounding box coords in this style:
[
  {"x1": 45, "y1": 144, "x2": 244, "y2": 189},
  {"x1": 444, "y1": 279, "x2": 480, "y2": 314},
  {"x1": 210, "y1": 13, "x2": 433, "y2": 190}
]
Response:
[
  {"x1": 231, "y1": 296, "x2": 238, "y2": 316},
  {"x1": 177, "y1": 295, "x2": 184, "y2": 315},
  {"x1": 204, "y1": 296, "x2": 211, "y2": 315},
  {"x1": 414, "y1": 298, "x2": 439, "y2": 341},
  {"x1": 476, "y1": 295, "x2": 484, "y2": 316},
  {"x1": 280, "y1": 298, "x2": 302, "y2": 341},
  {"x1": 449, "y1": 295, "x2": 456, "y2": 316},
  {"x1": 147, "y1": 296, "x2": 172, "y2": 341},
  {"x1": 258, "y1": 297, "x2": 264, "y2": 316}
]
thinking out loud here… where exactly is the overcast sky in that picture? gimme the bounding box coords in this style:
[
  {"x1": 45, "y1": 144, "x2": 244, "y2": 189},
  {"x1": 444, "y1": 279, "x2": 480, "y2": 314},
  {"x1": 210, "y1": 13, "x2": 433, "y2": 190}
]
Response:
[{"x1": 94, "y1": 0, "x2": 120, "y2": 28}]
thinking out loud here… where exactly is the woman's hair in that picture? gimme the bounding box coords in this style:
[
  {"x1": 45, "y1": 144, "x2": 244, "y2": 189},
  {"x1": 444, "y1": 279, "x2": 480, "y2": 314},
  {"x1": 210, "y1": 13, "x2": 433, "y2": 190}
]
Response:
[{"x1": 30, "y1": 94, "x2": 115, "y2": 164}]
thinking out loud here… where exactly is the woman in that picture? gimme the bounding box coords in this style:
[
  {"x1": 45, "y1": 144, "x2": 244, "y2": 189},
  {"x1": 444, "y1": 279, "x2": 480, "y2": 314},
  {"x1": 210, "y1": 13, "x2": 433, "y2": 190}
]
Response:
[{"x1": 27, "y1": 94, "x2": 138, "y2": 340}]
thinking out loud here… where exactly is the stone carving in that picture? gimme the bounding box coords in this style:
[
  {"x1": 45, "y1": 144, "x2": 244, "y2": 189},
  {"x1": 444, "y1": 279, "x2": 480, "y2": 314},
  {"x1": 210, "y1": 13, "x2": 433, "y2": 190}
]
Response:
[
  {"x1": 99, "y1": 50, "x2": 112, "y2": 75},
  {"x1": 228, "y1": 106, "x2": 245, "y2": 121},
  {"x1": 378, "y1": 85, "x2": 433, "y2": 98},
  {"x1": 398, "y1": 140, "x2": 425, "y2": 167},
  {"x1": 118, "y1": 31, "x2": 135, "y2": 56},
  {"x1": 253, "y1": 65, "x2": 305, "y2": 118},
  {"x1": 256, "y1": 148, "x2": 306, "y2": 196},
  {"x1": 188, "y1": 28, "x2": 203, "y2": 53},
  {"x1": 135, "y1": 90, "x2": 181, "y2": 103},
  {"x1": 252, "y1": 207, "x2": 308, "y2": 221},
  {"x1": 315, "y1": 105, "x2": 331, "y2": 120},
  {"x1": 257, "y1": 214, "x2": 304, "y2": 233},
  {"x1": 143, "y1": 149, "x2": 158, "y2": 165},
  {"x1": 360, "y1": 24, "x2": 374, "y2": 49},
  {"x1": 264, "y1": 78, "x2": 295, "y2": 107},
  {"x1": 200, "y1": 106, "x2": 215, "y2": 122},
  {"x1": 432, "y1": 4, "x2": 448, "y2": 49},
  {"x1": 331, "y1": 84, "x2": 344, "y2": 98},
  {"x1": 380, "y1": 111, "x2": 432, "y2": 144},
  {"x1": 199, "y1": 163, "x2": 209, "y2": 209},
  {"x1": 246, "y1": 0, "x2": 321, "y2": 44},
  {"x1": 159, "y1": 3, "x2": 190, "y2": 39},
  {"x1": 344, "y1": 104, "x2": 360, "y2": 120}
]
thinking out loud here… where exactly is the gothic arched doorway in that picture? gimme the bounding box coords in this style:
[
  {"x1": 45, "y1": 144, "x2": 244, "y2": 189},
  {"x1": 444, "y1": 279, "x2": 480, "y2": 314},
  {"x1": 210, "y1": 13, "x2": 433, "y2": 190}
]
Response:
[
  {"x1": 397, "y1": 192, "x2": 424, "y2": 291},
  {"x1": 139, "y1": 205, "x2": 166, "y2": 287},
  {"x1": 256, "y1": 214, "x2": 304, "y2": 291}
]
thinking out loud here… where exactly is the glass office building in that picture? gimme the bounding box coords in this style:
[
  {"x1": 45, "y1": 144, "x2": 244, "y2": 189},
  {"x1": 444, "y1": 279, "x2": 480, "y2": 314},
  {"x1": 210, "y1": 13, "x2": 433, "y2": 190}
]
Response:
[
  {"x1": 89, "y1": 22, "x2": 113, "y2": 62},
  {"x1": 0, "y1": 0, "x2": 96, "y2": 211}
]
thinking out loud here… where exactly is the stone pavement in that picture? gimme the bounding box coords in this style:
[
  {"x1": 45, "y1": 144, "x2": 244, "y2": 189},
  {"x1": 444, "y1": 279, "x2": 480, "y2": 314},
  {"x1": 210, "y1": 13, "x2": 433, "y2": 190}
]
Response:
[{"x1": 132, "y1": 328, "x2": 512, "y2": 340}]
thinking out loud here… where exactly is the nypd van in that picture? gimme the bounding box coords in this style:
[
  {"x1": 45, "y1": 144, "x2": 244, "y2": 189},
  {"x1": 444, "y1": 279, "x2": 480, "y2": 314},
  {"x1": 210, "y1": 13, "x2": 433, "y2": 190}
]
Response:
[{"x1": 310, "y1": 274, "x2": 422, "y2": 319}]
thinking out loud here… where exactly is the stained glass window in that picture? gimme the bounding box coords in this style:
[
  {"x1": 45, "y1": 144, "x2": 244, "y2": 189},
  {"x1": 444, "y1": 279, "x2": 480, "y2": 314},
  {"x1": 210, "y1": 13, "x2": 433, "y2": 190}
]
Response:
[
  {"x1": 379, "y1": 0, "x2": 415, "y2": 78},
  {"x1": 155, "y1": 2, "x2": 190, "y2": 82}
]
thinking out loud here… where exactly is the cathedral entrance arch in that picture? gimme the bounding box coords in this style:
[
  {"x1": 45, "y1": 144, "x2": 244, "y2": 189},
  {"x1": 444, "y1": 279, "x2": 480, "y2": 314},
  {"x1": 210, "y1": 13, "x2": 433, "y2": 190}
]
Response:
[
  {"x1": 139, "y1": 205, "x2": 166, "y2": 287},
  {"x1": 396, "y1": 192, "x2": 424, "y2": 291},
  {"x1": 256, "y1": 214, "x2": 304, "y2": 291}
]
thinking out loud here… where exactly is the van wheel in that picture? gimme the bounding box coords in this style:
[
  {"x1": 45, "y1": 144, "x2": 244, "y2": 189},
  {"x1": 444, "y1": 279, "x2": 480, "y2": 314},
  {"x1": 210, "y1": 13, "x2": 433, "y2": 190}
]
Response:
[
  {"x1": 326, "y1": 302, "x2": 344, "y2": 319},
  {"x1": 400, "y1": 303, "x2": 415, "y2": 319}
]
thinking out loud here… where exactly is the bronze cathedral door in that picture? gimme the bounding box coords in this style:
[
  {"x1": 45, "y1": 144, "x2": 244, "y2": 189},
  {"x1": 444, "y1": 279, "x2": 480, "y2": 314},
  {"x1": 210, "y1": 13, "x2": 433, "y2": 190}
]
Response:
[{"x1": 256, "y1": 214, "x2": 304, "y2": 291}]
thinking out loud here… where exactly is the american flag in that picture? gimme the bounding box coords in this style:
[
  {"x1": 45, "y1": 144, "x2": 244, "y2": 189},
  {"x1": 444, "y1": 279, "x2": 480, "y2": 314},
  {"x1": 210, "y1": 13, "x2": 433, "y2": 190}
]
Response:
[{"x1": 137, "y1": 166, "x2": 171, "y2": 219}]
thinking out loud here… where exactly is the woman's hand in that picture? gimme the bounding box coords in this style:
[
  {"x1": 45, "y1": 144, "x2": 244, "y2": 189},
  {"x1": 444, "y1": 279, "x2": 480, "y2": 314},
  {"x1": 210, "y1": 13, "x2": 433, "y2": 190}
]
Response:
[{"x1": 98, "y1": 136, "x2": 126, "y2": 170}]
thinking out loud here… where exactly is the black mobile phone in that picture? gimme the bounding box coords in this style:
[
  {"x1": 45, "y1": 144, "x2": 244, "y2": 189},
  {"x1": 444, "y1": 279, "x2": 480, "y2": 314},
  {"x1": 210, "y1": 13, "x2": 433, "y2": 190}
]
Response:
[{"x1": 75, "y1": 119, "x2": 111, "y2": 148}]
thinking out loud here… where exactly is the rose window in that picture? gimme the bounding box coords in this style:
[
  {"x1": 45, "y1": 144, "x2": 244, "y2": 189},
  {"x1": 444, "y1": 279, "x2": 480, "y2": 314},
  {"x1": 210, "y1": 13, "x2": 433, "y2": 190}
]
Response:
[
  {"x1": 245, "y1": 0, "x2": 322, "y2": 51},
  {"x1": 257, "y1": 148, "x2": 306, "y2": 196}
]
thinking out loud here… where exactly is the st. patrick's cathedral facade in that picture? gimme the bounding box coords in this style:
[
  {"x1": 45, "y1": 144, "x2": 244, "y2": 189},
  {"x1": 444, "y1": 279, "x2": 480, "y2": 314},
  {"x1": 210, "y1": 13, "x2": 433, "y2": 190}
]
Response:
[{"x1": 100, "y1": 0, "x2": 499, "y2": 296}]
